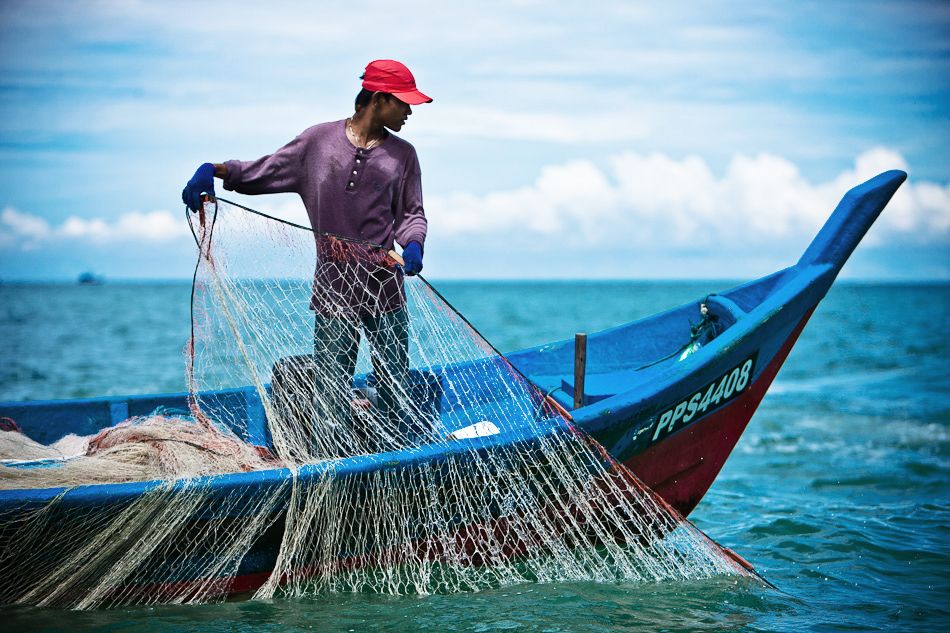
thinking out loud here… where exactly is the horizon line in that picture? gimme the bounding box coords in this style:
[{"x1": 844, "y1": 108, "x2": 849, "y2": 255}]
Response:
[{"x1": 2, "y1": 276, "x2": 948, "y2": 285}]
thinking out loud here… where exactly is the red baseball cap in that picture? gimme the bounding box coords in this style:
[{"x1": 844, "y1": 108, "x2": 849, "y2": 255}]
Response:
[{"x1": 361, "y1": 60, "x2": 432, "y2": 105}]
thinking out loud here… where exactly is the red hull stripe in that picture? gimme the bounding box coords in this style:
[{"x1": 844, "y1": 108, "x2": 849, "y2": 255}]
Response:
[{"x1": 622, "y1": 309, "x2": 815, "y2": 516}]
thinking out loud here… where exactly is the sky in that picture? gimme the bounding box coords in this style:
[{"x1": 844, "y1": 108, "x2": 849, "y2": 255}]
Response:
[{"x1": 0, "y1": 0, "x2": 948, "y2": 281}]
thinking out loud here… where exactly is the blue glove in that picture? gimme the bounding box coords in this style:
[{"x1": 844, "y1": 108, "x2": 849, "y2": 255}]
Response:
[
  {"x1": 182, "y1": 163, "x2": 216, "y2": 212},
  {"x1": 402, "y1": 241, "x2": 423, "y2": 276}
]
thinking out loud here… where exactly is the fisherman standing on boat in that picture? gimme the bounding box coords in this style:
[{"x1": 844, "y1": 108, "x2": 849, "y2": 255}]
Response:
[{"x1": 181, "y1": 60, "x2": 432, "y2": 455}]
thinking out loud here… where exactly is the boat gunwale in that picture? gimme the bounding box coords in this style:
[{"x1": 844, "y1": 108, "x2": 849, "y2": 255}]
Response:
[
  {"x1": 0, "y1": 412, "x2": 573, "y2": 506},
  {"x1": 573, "y1": 262, "x2": 834, "y2": 431}
]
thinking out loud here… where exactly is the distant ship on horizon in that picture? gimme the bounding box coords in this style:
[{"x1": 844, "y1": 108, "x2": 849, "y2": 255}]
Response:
[{"x1": 77, "y1": 272, "x2": 104, "y2": 285}]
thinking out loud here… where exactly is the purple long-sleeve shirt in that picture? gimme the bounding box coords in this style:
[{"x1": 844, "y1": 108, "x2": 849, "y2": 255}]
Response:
[
  {"x1": 223, "y1": 120, "x2": 427, "y2": 315},
  {"x1": 222, "y1": 119, "x2": 427, "y2": 251}
]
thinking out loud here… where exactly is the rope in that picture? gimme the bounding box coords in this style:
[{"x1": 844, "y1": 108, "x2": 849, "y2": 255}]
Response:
[
  {"x1": 185, "y1": 201, "x2": 219, "y2": 405},
  {"x1": 186, "y1": 197, "x2": 562, "y2": 418},
  {"x1": 215, "y1": 196, "x2": 386, "y2": 249}
]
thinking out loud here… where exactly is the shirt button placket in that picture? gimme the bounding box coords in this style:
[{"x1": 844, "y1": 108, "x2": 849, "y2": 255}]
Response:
[{"x1": 348, "y1": 150, "x2": 365, "y2": 192}]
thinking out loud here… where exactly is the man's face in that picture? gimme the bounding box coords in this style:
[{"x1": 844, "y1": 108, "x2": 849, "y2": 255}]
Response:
[{"x1": 378, "y1": 95, "x2": 412, "y2": 132}]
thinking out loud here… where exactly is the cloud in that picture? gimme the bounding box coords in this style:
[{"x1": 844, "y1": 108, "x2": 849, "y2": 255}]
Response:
[
  {"x1": 0, "y1": 207, "x2": 51, "y2": 250},
  {"x1": 59, "y1": 210, "x2": 190, "y2": 242},
  {"x1": 429, "y1": 147, "x2": 950, "y2": 253},
  {"x1": 1, "y1": 208, "x2": 190, "y2": 249},
  {"x1": 1, "y1": 206, "x2": 50, "y2": 237},
  {"x1": 434, "y1": 160, "x2": 618, "y2": 239},
  {"x1": 1, "y1": 148, "x2": 946, "y2": 280}
]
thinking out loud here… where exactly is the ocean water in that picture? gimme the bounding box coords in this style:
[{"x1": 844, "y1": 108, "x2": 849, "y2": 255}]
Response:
[{"x1": 0, "y1": 280, "x2": 947, "y2": 632}]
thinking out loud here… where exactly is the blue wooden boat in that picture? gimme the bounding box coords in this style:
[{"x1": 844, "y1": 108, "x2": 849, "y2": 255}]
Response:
[{"x1": 0, "y1": 170, "x2": 907, "y2": 600}]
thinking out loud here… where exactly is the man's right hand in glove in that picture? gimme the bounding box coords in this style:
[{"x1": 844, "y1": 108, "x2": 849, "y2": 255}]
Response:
[{"x1": 182, "y1": 163, "x2": 217, "y2": 212}]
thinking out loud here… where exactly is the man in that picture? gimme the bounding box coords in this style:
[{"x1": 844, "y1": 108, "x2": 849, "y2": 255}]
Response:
[{"x1": 182, "y1": 59, "x2": 432, "y2": 456}]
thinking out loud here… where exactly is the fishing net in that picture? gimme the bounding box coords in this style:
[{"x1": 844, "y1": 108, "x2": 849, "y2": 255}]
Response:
[
  {"x1": 0, "y1": 415, "x2": 275, "y2": 488},
  {"x1": 0, "y1": 198, "x2": 754, "y2": 609}
]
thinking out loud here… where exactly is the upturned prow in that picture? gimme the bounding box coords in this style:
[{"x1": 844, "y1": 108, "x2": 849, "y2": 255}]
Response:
[{"x1": 798, "y1": 169, "x2": 907, "y2": 271}]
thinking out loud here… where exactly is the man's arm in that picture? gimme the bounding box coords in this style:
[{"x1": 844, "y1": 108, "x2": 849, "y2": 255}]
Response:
[
  {"x1": 394, "y1": 152, "x2": 427, "y2": 275},
  {"x1": 220, "y1": 132, "x2": 307, "y2": 196},
  {"x1": 394, "y1": 152, "x2": 427, "y2": 250},
  {"x1": 183, "y1": 130, "x2": 311, "y2": 211}
]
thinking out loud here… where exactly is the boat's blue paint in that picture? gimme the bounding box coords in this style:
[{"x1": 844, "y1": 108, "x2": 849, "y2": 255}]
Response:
[{"x1": 1, "y1": 386, "x2": 272, "y2": 448}]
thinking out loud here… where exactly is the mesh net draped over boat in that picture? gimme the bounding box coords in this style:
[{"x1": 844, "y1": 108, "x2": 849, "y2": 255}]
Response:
[{"x1": 0, "y1": 199, "x2": 753, "y2": 608}]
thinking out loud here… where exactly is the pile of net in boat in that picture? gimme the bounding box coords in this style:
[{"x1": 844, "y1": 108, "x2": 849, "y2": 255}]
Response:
[
  {"x1": 0, "y1": 199, "x2": 754, "y2": 609},
  {"x1": 0, "y1": 415, "x2": 276, "y2": 488}
]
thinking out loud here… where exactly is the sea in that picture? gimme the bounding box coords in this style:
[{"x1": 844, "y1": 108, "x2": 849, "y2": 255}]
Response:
[{"x1": 0, "y1": 280, "x2": 947, "y2": 632}]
